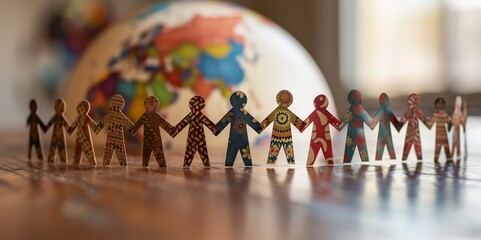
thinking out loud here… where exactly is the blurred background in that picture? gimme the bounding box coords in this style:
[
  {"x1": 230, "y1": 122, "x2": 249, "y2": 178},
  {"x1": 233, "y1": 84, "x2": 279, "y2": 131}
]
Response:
[{"x1": 1, "y1": 0, "x2": 481, "y2": 129}]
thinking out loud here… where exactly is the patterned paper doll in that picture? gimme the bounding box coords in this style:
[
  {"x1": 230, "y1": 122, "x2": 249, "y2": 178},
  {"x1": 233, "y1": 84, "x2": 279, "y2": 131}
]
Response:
[
  {"x1": 259, "y1": 90, "x2": 306, "y2": 164},
  {"x1": 214, "y1": 91, "x2": 261, "y2": 166},
  {"x1": 174, "y1": 96, "x2": 218, "y2": 167},
  {"x1": 27, "y1": 99, "x2": 47, "y2": 160},
  {"x1": 371, "y1": 93, "x2": 402, "y2": 160},
  {"x1": 301, "y1": 94, "x2": 341, "y2": 165},
  {"x1": 95, "y1": 94, "x2": 134, "y2": 166},
  {"x1": 68, "y1": 100, "x2": 97, "y2": 165},
  {"x1": 130, "y1": 96, "x2": 177, "y2": 167},
  {"x1": 426, "y1": 97, "x2": 451, "y2": 162},
  {"x1": 399, "y1": 93, "x2": 429, "y2": 160},
  {"x1": 339, "y1": 90, "x2": 375, "y2": 163},
  {"x1": 451, "y1": 96, "x2": 467, "y2": 159},
  {"x1": 45, "y1": 99, "x2": 70, "y2": 163}
]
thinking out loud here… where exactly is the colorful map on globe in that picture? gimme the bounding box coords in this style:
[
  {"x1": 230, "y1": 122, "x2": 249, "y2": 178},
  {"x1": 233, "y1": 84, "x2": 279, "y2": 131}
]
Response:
[{"x1": 86, "y1": 4, "x2": 249, "y2": 121}]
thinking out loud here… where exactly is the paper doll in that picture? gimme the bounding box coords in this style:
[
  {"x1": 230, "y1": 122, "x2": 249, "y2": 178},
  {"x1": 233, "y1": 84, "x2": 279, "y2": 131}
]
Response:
[
  {"x1": 451, "y1": 96, "x2": 467, "y2": 159},
  {"x1": 427, "y1": 97, "x2": 451, "y2": 162},
  {"x1": 46, "y1": 99, "x2": 70, "y2": 163},
  {"x1": 95, "y1": 94, "x2": 134, "y2": 166},
  {"x1": 130, "y1": 96, "x2": 177, "y2": 167},
  {"x1": 399, "y1": 93, "x2": 429, "y2": 160},
  {"x1": 339, "y1": 90, "x2": 375, "y2": 163},
  {"x1": 260, "y1": 90, "x2": 306, "y2": 164},
  {"x1": 27, "y1": 99, "x2": 47, "y2": 160},
  {"x1": 371, "y1": 93, "x2": 402, "y2": 160},
  {"x1": 174, "y1": 96, "x2": 218, "y2": 167},
  {"x1": 68, "y1": 100, "x2": 97, "y2": 165},
  {"x1": 215, "y1": 91, "x2": 261, "y2": 166},
  {"x1": 301, "y1": 94, "x2": 341, "y2": 165}
]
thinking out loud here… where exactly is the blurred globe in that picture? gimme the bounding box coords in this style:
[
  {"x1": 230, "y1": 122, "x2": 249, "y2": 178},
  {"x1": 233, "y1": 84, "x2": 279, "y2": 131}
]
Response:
[{"x1": 64, "y1": 1, "x2": 335, "y2": 153}]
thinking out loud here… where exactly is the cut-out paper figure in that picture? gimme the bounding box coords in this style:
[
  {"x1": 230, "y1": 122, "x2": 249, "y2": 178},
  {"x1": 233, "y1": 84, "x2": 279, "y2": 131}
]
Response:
[
  {"x1": 68, "y1": 100, "x2": 97, "y2": 165},
  {"x1": 27, "y1": 99, "x2": 47, "y2": 160},
  {"x1": 339, "y1": 90, "x2": 375, "y2": 163},
  {"x1": 259, "y1": 90, "x2": 306, "y2": 164},
  {"x1": 371, "y1": 93, "x2": 402, "y2": 160},
  {"x1": 427, "y1": 97, "x2": 451, "y2": 162},
  {"x1": 214, "y1": 91, "x2": 261, "y2": 166},
  {"x1": 130, "y1": 96, "x2": 177, "y2": 167},
  {"x1": 174, "y1": 96, "x2": 218, "y2": 167},
  {"x1": 301, "y1": 94, "x2": 341, "y2": 165},
  {"x1": 45, "y1": 99, "x2": 70, "y2": 163},
  {"x1": 95, "y1": 94, "x2": 134, "y2": 166},
  {"x1": 399, "y1": 93, "x2": 429, "y2": 160},
  {"x1": 451, "y1": 96, "x2": 467, "y2": 159}
]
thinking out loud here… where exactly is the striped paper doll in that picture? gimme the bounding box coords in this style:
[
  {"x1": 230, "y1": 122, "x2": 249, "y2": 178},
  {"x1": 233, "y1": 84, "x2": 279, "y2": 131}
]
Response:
[
  {"x1": 371, "y1": 93, "x2": 402, "y2": 160},
  {"x1": 95, "y1": 94, "x2": 134, "y2": 166},
  {"x1": 215, "y1": 91, "x2": 261, "y2": 166},
  {"x1": 260, "y1": 90, "x2": 306, "y2": 164},
  {"x1": 427, "y1": 97, "x2": 451, "y2": 162},
  {"x1": 68, "y1": 100, "x2": 97, "y2": 165},
  {"x1": 46, "y1": 99, "x2": 70, "y2": 163},
  {"x1": 399, "y1": 93, "x2": 429, "y2": 160},
  {"x1": 27, "y1": 99, "x2": 47, "y2": 160},
  {"x1": 174, "y1": 96, "x2": 218, "y2": 167},
  {"x1": 339, "y1": 90, "x2": 375, "y2": 163},
  {"x1": 301, "y1": 94, "x2": 341, "y2": 165},
  {"x1": 450, "y1": 96, "x2": 467, "y2": 160}
]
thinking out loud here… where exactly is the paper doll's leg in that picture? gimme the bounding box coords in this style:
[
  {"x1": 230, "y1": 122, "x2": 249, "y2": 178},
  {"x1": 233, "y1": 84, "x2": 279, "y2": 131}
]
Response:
[
  {"x1": 84, "y1": 144, "x2": 97, "y2": 166},
  {"x1": 116, "y1": 145, "x2": 128, "y2": 166},
  {"x1": 402, "y1": 141, "x2": 413, "y2": 160},
  {"x1": 73, "y1": 141, "x2": 82, "y2": 164},
  {"x1": 28, "y1": 143, "x2": 33, "y2": 160},
  {"x1": 58, "y1": 143, "x2": 67, "y2": 163},
  {"x1": 267, "y1": 141, "x2": 281, "y2": 164},
  {"x1": 343, "y1": 142, "x2": 356, "y2": 163},
  {"x1": 306, "y1": 132, "x2": 322, "y2": 165},
  {"x1": 284, "y1": 142, "x2": 295, "y2": 164},
  {"x1": 225, "y1": 144, "x2": 238, "y2": 167},
  {"x1": 240, "y1": 144, "x2": 253, "y2": 167},
  {"x1": 375, "y1": 141, "x2": 385, "y2": 160},
  {"x1": 153, "y1": 147, "x2": 167, "y2": 167},
  {"x1": 35, "y1": 142, "x2": 44, "y2": 160},
  {"x1": 386, "y1": 137, "x2": 396, "y2": 159},
  {"x1": 183, "y1": 144, "x2": 197, "y2": 167},
  {"x1": 198, "y1": 139, "x2": 210, "y2": 167},
  {"x1": 434, "y1": 143, "x2": 442, "y2": 162},
  {"x1": 102, "y1": 141, "x2": 114, "y2": 165},
  {"x1": 413, "y1": 141, "x2": 422, "y2": 160},
  {"x1": 358, "y1": 143, "x2": 369, "y2": 162},
  {"x1": 48, "y1": 144, "x2": 56, "y2": 162},
  {"x1": 443, "y1": 143, "x2": 451, "y2": 159},
  {"x1": 142, "y1": 145, "x2": 152, "y2": 167},
  {"x1": 322, "y1": 139, "x2": 334, "y2": 164}
]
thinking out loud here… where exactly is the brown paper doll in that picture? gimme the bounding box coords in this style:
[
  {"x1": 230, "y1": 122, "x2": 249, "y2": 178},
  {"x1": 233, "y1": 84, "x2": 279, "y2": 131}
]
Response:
[
  {"x1": 451, "y1": 96, "x2": 467, "y2": 159},
  {"x1": 427, "y1": 97, "x2": 451, "y2": 162},
  {"x1": 68, "y1": 100, "x2": 97, "y2": 165},
  {"x1": 45, "y1": 99, "x2": 70, "y2": 163},
  {"x1": 27, "y1": 99, "x2": 47, "y2": 160}
]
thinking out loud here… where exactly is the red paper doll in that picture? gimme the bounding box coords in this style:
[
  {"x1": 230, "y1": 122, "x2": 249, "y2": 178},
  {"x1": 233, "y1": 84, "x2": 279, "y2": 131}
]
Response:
[{"x1": 399, "y1": 93, "x2": 429, "y2": 160}]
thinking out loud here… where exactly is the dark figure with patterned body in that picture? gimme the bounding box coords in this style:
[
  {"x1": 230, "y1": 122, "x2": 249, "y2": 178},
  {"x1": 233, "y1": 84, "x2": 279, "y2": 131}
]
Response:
[
  {"x1": 215, "y1": 91, "x2": 261, "y2": 166},
  {"x1": 68, "y1": 100, "x2": 97, "y2": 165},
  {"x1": 399, "y1": 93, "x2": 429, "y2": 160},
  {"x1": 260, "y1": 90, "x2": 306, "y2": 164},
  {"x1": 339, "y1": 90, "x2": 375, "y2": 163},
  {"x1": 174, "y1": 96, "x2": 218, "y2": 167},
  {"x1": 46, "y1": 99, "x2": 70, "y2": 163},
  {"x1": 371, "y1": 93, "x2": 402, "y2": 160},
  {"x1": 130, "y1": 96, "x2": 177, "y2": 167},
  {"x1": 95, "y1": 94, "x2": 134, "y2": 166},
  {"x1": 427, "y1": 97, "x2": 451, "y2": 162},
  {"x1": 27, "y1": 99, "x2": 47, "y2": 160}
]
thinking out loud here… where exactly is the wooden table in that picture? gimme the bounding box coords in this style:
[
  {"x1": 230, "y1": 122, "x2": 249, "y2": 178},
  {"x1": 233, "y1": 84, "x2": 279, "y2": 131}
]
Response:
[{"x1": 1, "y1": 118, "x2": 481, "y2": 240}]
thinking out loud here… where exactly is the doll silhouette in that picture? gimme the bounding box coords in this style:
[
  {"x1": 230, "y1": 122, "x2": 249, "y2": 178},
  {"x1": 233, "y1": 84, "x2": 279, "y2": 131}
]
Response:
[
  {"x1": 399, "y1": 93, "x2": 429, "y2": 160},
  {"x1": 68, "y1": 100, "x2": 97, "y2": 165},
  {"x1": 215, "y1": 91, "x2": 261, "y2": 166},
  {"x1": 45, "y1": 99, "x2": 70, "y2": 163},
  {"x1": 260, "y1": 90, "x2": 306, "y2": 164},
  {"x1": 130, "y1": 96, "x2": 177, "y2": 167},
  {"x1": 451, "y1": 96, "x2": 467, "y2": 159},
  {"x1": 27, "y1": 99, "x2": 47, "y2": 160},
  {"x1": 427, "y1": 97, "x2": 451, "y2": 162},
  {"x1": 95, "y1": 94, "x2": 134, "y2": 166},
  {"x1": 371, "y1": 93, "x2": 402, "y2": 160},
  {"x1": 301, "y1": 94, "x2": 341, "y2": 165},
  {"x1": 339, "y1": 90, "x2": 375, "y2": 163},
  {"x1": 175, "y1": 96, "x2": 218, "y2": 167}
]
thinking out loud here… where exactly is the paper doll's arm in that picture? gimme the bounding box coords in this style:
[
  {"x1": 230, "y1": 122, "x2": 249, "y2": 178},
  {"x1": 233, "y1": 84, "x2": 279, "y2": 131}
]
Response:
[
  {"x1": 462, "y1": 97, "x2": 468, "y2": 132},
  {"x1": 123, "y1": 114, "x2": 134, "y2": 131},
  {"x1": 338, "y1": 110, "x2": 350, "y2": 131},
  {"x1": 325, "y1": 110, "x2": 342, "y2": 131},
  {"x1": 67, "y1": 120, "x2": 77, "y2": 135},
  {"x1": 371, "y1": 109, "x2": 382, "y2": 129},
  {"x1": 88, "y1": 116, "x2": 98, "y2": 131},
  {"x1": 360, "y1": 109, "x2": 375, "y2": 130},
  {"x1": 62, "y1": 116, "x2": 71, "y2": 129},
  {"x1": 389, "y1": 111, "x2": 402, "y2": 132},
  {"x1": 246, "y1": 112, "x2": 262, "y2": 133},
  {"x1": 155, "y1": 113, "x2": 177, "y2": 137},
  {"x1": 173, "y1": 113, "x2": 192, "y2": 137},
  {"x1": 26, "y1": 115, "x2": 31, "y2": 127},
  {"x1": 214, "y1": 110, "x2": 233, "y2": 136},
  {"x1": 300, "y1": 111, "x2": 315, "y2": 133},
  {"x1": 288, "y1": 110, "x2": 306, "y2": 132},
  {"x1": 202, "y1": 114, "x2": 218, "y2": 134},
  {"x1": 420, "y1": 110, "x2": 432, "y2": 129},
  {"x1": 130, "y1": 115, "x2": 144, "y2": 136},
  {"x1": 36, "y1": 115, "x2": 48, "y2": 132},
  {"x1": 46, "y1": 116, "x2": 55, "y2": 131},
  {"x1": 259, "y1": 109, "x2": 276, "y2": 133},
  {"x1": 95, "y1": 114, "x2": 108, "y2": 134}
]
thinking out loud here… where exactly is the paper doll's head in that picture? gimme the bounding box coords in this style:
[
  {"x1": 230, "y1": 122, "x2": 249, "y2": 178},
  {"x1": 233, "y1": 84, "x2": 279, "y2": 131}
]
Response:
[
  {"x1": 144, "y1": 96, "x2": 160, "y2": 112},
  {"x1": 230, "y1": 91, "x2": 247, "y2": 109},
  {"x1": 455, "y1": 96, "x2": 462, "y2": 110},
  {"x1": 348, "y1": 90, "x2": 363, "y2": 105},
  {"x1": 313, "y1": 94, "x2": 329, "y2": 109},
  {"x1": 379, "y1": 93, "x2": 390, "y2": 106},
  {"x1": 54, "y1": 99, "x2": 66, "y2": 114},
  {"x1": 109, "y1": 94, "x2": 125, "y2": 112},
  {"x1": 189, "y1": 95, "x2": 206, "y2": 111},
  {"x1": 434, "y1": 97, "x2": 446, "y2": 111},
  {"x1": 407, "y1": 93, "x2": 420, "y2": 109},
  {"x1": 276, "y1": 90, "x2": 293, "y2": 107},
  {"x1": 29, "y1": 99, "x2": 37, "y2": 113},
  {"x1": 77, "y1": 100, "x2": 91, "y2": 115}
]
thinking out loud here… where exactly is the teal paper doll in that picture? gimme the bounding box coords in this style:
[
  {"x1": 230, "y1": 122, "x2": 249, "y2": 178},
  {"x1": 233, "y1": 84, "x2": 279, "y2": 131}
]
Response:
[{"x1": 371, "y1": 93, "x2": 402, "y2": 160}]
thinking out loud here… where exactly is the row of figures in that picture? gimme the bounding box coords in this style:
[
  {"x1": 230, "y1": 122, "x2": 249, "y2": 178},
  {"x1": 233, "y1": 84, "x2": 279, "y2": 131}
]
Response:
[{"x1": 27, "y1": 90, "x2": 468, "y2": 167}]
